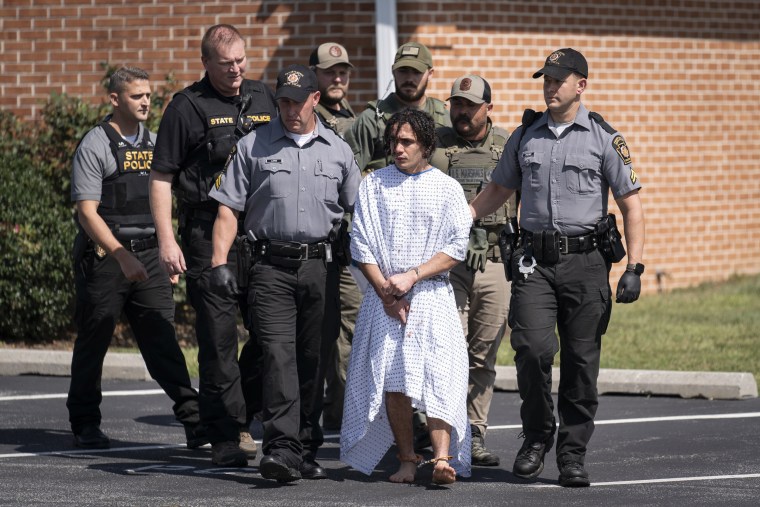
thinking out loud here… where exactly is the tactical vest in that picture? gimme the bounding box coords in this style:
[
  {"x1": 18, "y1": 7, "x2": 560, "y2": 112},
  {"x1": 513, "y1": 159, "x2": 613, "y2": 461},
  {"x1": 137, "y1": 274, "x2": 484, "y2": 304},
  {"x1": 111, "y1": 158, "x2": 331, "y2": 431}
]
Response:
[
  {"x1": 364, "y1": 94, "x2": 450, "y2": 172},
  {"x1": 439, "y1": 125, "x2": 516, "y2": 226},
  {"x1": 175, "y1": 78, "x2": 276, "y2": 209},
  {"x1": 97, "y1": 122, "x2": 154, "y2": 231},
  {"x1": 315, "y1": 100, "x2": 355, "y2": 138}
]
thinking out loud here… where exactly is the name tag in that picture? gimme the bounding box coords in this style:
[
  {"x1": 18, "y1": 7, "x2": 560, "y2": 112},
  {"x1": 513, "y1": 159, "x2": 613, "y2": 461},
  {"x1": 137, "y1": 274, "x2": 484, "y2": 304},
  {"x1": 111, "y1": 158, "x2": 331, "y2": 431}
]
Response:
[{"x1": 449, "y1": 167, "x2": 487, "y2": 185}]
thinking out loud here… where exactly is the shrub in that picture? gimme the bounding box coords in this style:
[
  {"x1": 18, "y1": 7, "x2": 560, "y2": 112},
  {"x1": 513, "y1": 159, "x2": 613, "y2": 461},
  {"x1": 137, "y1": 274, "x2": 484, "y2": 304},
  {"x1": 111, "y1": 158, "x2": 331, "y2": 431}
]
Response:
[
  {"x1": 0, "y1": 112, "x2": 78, "y2": 341},
  {"x1": 0, "y1": 66, "x2": 182, "y2": 344}
]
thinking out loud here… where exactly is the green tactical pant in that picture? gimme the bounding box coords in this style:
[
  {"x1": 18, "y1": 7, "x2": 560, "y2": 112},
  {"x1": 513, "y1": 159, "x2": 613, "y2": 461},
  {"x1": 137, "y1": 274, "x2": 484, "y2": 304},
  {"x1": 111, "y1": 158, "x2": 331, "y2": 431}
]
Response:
[
  {"x1": 322, "y1": 266, "x2": 362, "y2": 429},
  {"x1": 450, "y1": 259, "x2": 511, "y2": 437}
]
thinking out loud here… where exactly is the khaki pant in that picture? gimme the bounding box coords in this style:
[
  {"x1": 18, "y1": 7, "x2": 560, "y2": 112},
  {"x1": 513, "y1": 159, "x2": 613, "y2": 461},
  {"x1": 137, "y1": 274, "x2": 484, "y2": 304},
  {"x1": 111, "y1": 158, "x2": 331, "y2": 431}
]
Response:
[
  {"x1": 323, "y1": 266, "x2": 362, "y2": 429},
  {"x1": 450, "y1": 260, "x2": 510, "y2": 437}
]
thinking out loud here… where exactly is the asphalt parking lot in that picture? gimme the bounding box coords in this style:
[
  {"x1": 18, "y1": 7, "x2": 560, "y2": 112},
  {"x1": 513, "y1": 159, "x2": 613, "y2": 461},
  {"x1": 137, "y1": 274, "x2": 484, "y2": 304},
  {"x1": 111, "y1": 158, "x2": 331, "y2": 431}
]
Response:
[{"x1": 1, "y1": 375, "x2": 759, "y2": 506}]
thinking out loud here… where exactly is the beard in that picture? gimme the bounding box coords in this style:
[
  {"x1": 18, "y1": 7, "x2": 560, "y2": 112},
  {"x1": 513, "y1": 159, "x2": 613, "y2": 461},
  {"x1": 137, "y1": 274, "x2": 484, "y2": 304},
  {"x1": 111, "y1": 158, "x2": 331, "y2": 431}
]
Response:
[
  {"x1": 395, "y1": 81, "x2": 427, "y2": 103},
  {"x1": 320, "y1": 87, "x2": 345, "y2": 107}
]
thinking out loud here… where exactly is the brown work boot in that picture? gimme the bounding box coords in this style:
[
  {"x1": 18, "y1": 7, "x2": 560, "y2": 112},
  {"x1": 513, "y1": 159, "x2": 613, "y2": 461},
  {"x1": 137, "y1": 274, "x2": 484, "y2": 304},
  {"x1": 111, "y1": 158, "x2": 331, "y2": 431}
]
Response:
[
  {"x1": 239, "y1": 430, "x2": 257, "y2": 458},
  {"x1": 471, "y1": 425, "x2": 500, "y2": 466},
  {"x1": 211, "y1": 441, "x2": 248, "y2": 467}
]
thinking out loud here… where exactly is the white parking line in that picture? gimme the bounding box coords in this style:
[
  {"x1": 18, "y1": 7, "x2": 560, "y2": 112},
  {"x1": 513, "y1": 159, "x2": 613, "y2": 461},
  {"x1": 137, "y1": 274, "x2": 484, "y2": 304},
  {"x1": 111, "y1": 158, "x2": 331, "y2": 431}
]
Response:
[
  {"x1": 531, "y1": 472, "x2": 760, "y2": 487},
  {"x1": 0, "y1": 443, "x2": 187, "y2": 459},
  {"x1": 486, "y1": 411, "x2": 760, "y2": 431},
  {"x1": 0, "y1": 389, "x2": 165, "y2": 402}
]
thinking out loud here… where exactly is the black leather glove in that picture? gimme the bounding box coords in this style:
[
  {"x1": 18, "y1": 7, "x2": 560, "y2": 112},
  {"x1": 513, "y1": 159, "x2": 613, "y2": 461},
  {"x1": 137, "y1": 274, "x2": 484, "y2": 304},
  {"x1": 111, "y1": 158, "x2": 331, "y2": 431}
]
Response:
[
  {"x1": 209, "y1": 264, "x2": 239, "y2": 297},
  {"x1": 615, "y1": 271, "x2": 641, "y2": 303},
  {"x1": 465, "y1": 227, "x2": 488, "y2": 273}
]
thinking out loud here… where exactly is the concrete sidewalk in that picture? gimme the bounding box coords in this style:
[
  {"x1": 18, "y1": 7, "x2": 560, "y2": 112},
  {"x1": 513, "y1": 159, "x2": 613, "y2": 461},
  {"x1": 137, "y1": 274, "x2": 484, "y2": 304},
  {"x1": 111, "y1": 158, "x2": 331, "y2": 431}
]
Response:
[{"x1": 0, "y1": 348, "x2": 756, "y2": 400}]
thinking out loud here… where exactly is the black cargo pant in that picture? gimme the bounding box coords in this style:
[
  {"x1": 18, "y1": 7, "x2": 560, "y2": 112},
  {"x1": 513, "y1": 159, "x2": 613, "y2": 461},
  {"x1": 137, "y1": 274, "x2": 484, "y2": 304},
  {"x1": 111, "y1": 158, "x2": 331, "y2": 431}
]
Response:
[
  {"x1": 507, "y1": 246, "x2": 612, "y2": 464},
  {"x1": 181, "y1": 215, "x2": 261, "y2": 444},
  {"x1": 67, "y1": 243, "x2": 199, "y2": 434},
  {"x1": 249, "y1": 256, "x2": 340, "y2": 468}
]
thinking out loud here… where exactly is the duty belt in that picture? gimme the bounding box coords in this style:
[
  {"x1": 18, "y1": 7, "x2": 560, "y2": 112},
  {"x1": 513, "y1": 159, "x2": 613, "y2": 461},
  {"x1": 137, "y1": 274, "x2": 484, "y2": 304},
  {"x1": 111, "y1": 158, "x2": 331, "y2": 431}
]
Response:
[
  {"x1": 521, "y1": 230, "x2": 599, "y2": 254},
  {"x1": 119, "y1": 235, "x2": 158, "y2": 253},
  {"x1": 254, "y1": 239, "x2": 331, "y2": 260}
]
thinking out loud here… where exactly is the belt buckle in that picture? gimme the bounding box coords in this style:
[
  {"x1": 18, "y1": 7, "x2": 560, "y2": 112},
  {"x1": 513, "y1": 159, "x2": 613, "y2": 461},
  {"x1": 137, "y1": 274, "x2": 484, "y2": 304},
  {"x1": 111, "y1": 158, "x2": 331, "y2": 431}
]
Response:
[
  {"x1": 299, "y1": 243, "x2": 309, "y2": 260},
  {"x1": 129, "y1": 239, "x2": 140, "y2": 252},
  {"x1": 559, "y1": 236, "x2": 569, "y2": 255}
]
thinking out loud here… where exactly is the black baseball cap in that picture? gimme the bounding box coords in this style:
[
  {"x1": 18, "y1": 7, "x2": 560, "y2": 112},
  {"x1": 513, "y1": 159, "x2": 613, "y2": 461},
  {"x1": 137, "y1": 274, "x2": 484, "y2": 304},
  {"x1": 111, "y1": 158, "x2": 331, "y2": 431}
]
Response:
[
  {"x1": 275, "y1": 64, "x2": 318, "y2": 102},
  {"x1": 532, "y1": 48, "x2": 588, "y2": 80}
]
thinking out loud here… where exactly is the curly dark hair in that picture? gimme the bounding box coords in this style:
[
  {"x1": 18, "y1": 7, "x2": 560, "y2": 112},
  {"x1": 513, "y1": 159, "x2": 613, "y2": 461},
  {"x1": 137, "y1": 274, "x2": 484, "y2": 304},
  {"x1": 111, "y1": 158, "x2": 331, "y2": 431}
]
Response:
[{"x1": 383, "y1": 108, "x2": 437, "y2": 161}]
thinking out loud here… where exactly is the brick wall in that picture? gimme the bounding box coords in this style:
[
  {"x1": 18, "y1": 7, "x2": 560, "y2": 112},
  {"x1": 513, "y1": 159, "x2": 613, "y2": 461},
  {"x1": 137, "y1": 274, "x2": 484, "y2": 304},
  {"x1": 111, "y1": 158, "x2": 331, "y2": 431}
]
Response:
[{"x1": 2, "y1": 0, "x2": 759, "y2": 293}]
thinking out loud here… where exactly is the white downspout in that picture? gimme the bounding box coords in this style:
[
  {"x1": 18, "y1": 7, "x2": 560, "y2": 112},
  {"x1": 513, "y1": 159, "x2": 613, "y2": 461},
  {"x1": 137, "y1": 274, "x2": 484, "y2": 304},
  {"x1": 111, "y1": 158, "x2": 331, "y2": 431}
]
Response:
[{"x1": 374, "y1": 0, "x2": 397, "y2": 100}]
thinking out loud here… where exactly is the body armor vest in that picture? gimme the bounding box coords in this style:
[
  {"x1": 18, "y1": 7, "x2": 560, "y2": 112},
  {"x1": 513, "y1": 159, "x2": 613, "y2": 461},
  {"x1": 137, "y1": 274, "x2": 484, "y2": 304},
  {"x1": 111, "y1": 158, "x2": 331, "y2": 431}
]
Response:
[
  {"x1": 175, "y1": 78, "x2": 276, "y2": 209},
  {"x1": 97, "y1": 122, "x2": 154, "y2": 231},
  {"x1": 315, "y1": 100, "x2": 355, "y2": 138},
  {"x1": 365, "y1": 94, "x2": 450, "y2": 172},
  {"x1": 440, "y1": 125, "x2": 516, "y2": 226}
]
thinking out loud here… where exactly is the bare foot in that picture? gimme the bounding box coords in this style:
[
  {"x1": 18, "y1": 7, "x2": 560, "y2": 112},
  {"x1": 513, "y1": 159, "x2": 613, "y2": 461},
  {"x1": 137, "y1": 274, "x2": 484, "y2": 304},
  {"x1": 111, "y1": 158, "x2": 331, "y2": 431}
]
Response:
[
  {"x1": 389, "y1": 461, "x2": 417, "y2": 483},
  {"x1": 432, "y1": 460, "x2": 456, "y2": 485}
]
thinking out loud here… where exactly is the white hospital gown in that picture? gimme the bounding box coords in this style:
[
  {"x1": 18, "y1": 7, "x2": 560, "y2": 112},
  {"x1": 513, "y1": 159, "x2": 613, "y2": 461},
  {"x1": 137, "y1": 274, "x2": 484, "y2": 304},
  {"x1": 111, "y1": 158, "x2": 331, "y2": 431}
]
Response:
[{"x1": 340, "y1": 165, "x2": 473, "y2": 478}]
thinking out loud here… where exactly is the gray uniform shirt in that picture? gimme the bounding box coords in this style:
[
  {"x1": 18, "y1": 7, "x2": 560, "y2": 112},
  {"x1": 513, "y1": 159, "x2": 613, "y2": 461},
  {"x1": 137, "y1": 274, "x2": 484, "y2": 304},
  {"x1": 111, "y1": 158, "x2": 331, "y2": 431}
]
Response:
[
  {"x1": 492, "y1": 103, "x2": 641, "y2": 236},
  {"x1": 210, "y1": 116, "x2": 361, "y2": 243},
  {"x1": 70, "y1": 120, "x2": 157, "y2": 237}
]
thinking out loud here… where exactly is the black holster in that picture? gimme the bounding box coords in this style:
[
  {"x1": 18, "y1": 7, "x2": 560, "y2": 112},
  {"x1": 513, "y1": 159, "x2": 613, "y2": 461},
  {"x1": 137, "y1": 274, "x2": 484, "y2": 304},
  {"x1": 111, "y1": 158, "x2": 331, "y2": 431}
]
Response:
[
  {"x1": 235, "y1": 236, "x2": 252, "y2": 289},
  {"x1": 72, "y1": 232, "x2": 89, "y2": 268},
  {"x1": 498, "y1": 218, "x2": 519, "y2": 281},
  {"x1": 329, "y1": 218, "x2": 351, "y2": 267},
  {"x1": 595, "y1": 213, "x2": 626, "y2": 263}
]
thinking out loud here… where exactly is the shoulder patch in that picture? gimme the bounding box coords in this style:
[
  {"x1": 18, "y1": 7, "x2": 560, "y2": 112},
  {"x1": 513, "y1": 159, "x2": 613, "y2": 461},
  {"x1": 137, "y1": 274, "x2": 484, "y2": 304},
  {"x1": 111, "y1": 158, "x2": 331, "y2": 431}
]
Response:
[{"x1": 612, "y1": 135, "x2": 632, "y2": 165}]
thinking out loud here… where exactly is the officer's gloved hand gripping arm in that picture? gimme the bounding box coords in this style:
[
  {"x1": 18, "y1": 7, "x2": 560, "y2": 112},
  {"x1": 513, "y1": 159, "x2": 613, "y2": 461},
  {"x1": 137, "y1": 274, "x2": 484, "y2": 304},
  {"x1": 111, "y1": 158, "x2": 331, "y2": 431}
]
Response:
[
  {"x1": 614, "y1": 190, "x2": 645, "y2": 303},
  {"x1": 208, "y1": 204, "x2": 241, "y2": 298}
]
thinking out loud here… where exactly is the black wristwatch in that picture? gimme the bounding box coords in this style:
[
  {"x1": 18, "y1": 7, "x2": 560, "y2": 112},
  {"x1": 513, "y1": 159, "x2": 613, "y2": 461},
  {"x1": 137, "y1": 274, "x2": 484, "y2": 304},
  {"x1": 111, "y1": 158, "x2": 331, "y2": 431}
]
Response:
[{"x1": 625, "y1": 263, "x2": 645, "y2": 276}]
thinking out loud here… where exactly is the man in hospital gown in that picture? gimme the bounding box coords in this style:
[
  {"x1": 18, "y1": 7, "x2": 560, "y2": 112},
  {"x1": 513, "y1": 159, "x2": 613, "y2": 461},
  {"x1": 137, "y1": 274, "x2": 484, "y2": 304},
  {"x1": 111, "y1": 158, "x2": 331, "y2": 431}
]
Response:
[{"x1": 340, "y1": 108, "x2": 472, "y2": 484}]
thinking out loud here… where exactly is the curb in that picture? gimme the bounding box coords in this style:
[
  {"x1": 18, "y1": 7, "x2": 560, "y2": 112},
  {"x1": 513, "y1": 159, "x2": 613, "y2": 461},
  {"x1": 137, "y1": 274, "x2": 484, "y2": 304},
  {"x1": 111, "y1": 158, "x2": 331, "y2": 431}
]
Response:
[
  {"x1": 1, "y1": 350, "x2": 756, "y2": 400},
  {"x1": 494, "y1": 365, "x2": 758, "y2": 400},
  {"x1": 0, "y1": 349, "x2": 150, "y2": 381}
]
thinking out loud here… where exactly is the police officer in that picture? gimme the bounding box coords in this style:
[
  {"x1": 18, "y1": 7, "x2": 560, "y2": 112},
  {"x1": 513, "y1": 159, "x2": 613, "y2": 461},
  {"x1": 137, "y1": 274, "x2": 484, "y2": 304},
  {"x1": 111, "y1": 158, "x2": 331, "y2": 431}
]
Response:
[
  {"x1": 149, "y1": 24, "x2": 278, "y2": 467},
  {"x1": 308, "y1": 41, "x2": 357, "y2": 431},
  {"x1": 470, "y1": 48, "x2": 645, "y2": 487},
  {"x1": 67, "y1": 67, "x2": 205, "y2": 450},
  {"x1": 345, "y1": 41, "x2": 451, "y2": 176},
  {"x1": 310, "y1": 42, "x2": 356, "y2": 137},
  {"x1": 430, "y1": 75, "x2": 514, "y2": 467},
  {"x1": 209, "y1": 64, "x2": 360, "y2": 482}
]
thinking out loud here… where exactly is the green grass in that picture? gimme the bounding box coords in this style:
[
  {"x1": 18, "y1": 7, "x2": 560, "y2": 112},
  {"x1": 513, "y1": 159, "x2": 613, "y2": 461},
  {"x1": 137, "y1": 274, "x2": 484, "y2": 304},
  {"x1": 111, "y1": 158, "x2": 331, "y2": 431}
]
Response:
[
  {"x1": 182, "y1": 347, "x2": 200, "y2": 379},
  {"x1": 496, "y1": 274, "x2": 760, "y2": 384},
  {"x1": 110, "y1": 274, "x2": 760, "y2": 384}
]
